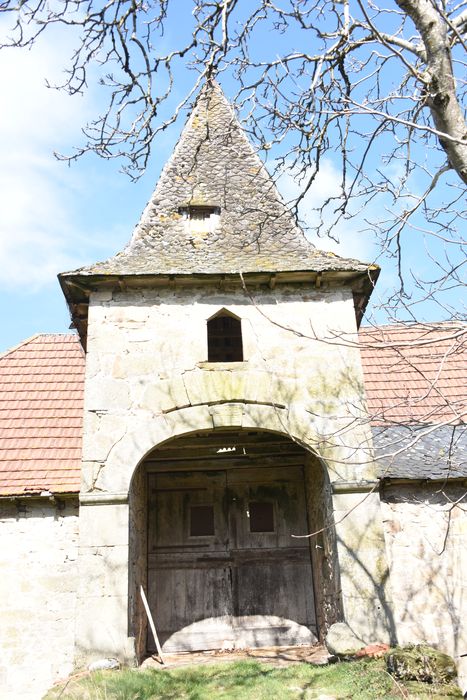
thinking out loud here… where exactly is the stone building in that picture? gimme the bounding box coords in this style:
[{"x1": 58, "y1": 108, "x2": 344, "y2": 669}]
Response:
[{"x1": 0, "y1": 82, "x2": 465, "y2": 699}]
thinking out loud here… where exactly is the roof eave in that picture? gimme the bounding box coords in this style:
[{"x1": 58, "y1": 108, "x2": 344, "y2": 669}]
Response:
[
  {"x1": 0, "y1": 491, "x2": 80, "y2": 500},
  {"x1": 380, "y1": 476, "x2": 467, "y2": 485},
  {"x1": 59, "y1": 265, "x2": 379, "y2": 349}
]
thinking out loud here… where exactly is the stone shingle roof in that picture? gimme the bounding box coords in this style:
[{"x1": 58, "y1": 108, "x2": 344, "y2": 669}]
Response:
[
  {"x1": 59, "y1": 82, "x2": 378, "y2": 345},
  {"x1": 60, "y1": 82, "x2": 371, "y2": 278},
  {"x1": 373, "y1": 424, "x2": 467, "y2": 480},
  {"x1": 0, "y1": 334, "x2": 84, "y2": 496}
]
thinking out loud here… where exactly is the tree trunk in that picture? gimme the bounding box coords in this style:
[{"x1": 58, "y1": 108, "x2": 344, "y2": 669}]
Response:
[{"x1": 396, "y1": 0, "x2": 467, "y2": 183}]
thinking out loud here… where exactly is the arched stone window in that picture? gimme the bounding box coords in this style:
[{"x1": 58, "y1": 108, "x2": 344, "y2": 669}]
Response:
[{"x1": 207, "y1": 311, "x2": 243, "y2": 362}]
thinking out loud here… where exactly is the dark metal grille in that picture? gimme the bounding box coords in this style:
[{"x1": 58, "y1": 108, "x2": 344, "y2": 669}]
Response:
[{"x1": 207, "y1": 314, "x2": 243, "y2": 362}]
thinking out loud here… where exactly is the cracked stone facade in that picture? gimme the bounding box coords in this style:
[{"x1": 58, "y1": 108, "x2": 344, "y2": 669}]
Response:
[
  {"x1": 81, "y1": 284, "x2": 375, "y2": 493},
  {"x1": 74, "y1": 280, "x2": 392, "y2": 664}
]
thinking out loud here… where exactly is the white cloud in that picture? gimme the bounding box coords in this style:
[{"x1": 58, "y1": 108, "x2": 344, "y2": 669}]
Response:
[
  {"x1": 0, "y1": 155, "x2": 80, "y2": 289},
  {"x1": 0, "y1": 23, "x2": 124, "y2": 291},
  {"x1": 277, "y1": 159, "x2": 377, "y2": 263}
]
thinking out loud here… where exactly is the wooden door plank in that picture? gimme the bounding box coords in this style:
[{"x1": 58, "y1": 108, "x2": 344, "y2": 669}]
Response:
[{"x1": 147, "y1": 453, "x2": 318, "y2": 653}]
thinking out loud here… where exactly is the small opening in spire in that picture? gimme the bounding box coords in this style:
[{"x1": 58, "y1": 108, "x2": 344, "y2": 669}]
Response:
[
  {"x1": 179, "y1": 205, "x2": 220, "y2": 235},
  {"x1": 179, "y1": 205, "x2": 220, "y2": 219},
  {"x1": 207, "y1": 310, "x2": 243, "y2": 362}
]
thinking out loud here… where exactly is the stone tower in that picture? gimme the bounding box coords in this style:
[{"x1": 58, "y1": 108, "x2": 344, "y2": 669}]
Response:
[{"x1": 60, "y1": 82, "x2": 391, "y2": 665}]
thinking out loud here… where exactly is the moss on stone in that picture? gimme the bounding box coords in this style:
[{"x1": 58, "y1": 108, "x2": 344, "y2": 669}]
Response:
[{"x1": 386, "y1": 645, "x2": 457, "y2": 684}]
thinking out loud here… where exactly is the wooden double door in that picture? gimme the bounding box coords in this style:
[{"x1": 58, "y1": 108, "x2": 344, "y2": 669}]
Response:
[{"x1": 147, "y1": 465, "x2": 317, "y2": 652}]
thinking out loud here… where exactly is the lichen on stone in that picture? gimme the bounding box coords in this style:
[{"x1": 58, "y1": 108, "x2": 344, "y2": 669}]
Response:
[{"x1": 386, "y1": 644, "x2": 457, "y2": 684}]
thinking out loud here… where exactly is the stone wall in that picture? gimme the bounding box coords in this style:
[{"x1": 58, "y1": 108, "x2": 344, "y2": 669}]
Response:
[
  {"x1": 74, "y1": 496, "x2": 135, "y2": 669},
  {"x1": 0, "y1": 498, "x2": 79, "y2": 700},
  {"x1": 334, "y1": 488, "x2": 394, "y2": 644},
  {"x1": 74, "y1": 280, "x2": 391, "y2": 663},
  {"x1": 381, "y1": 483, "x2": 467, "y2": 687},
  {"x1": 82, "y1": 282, "x2": 375, "y2": 495}
]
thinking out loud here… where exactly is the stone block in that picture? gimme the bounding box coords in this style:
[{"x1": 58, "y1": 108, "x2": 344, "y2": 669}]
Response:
[
  {"x1": 85, "y1": 377, "x2": 131, "y2": 411},
  {"x1": 210, "y1": 403, "x2": 244, "y2": 427},
  {"x1": 253, "y1": 371, "x2": 303, "y2": 406},
  {"x1": 164, "y1": 403, "x2": 214, "y2": 439},
  {"x1": 325, "y1": 622, "x2": 365, "y2": 656},
  {"x1": 332, "y1": 491, "x2": 381, "y2": 518},
  {"x1": 79, "y1": 503, "x2": 129, "y2": 547},
  {"x1": 338, "y1": 551, "x2": 389, "y2": 597},
  {"x1": 182, "y1": 369, "x2": 247, "y2": 404},
  {"x1": 82, "y1": 414, "x2": 128, "y2": 462},
  {"x1": 112, "y1": 353, "x2": 159, "y2": 379},
  {"x1": 80, "y1": 460, "x2": 102, "y2": 493},
  {"x1": 74, "y1": 594, "x2": 136, "y2": 668},
  {"x1": 141, "y1": 377, "x2": 190, "y2": 412},
  {"x1": 78, "y1": 545, "x2": 129, "y2": 598},
  {"x1": 341, "y1": 595, "x2": 393, "y2": 644},
  {"x1": 109, "y1": 305, "x2": 150, "y2": 326}
]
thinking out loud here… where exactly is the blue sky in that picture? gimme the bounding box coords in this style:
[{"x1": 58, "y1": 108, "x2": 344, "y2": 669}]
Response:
[
  {"x1": 0, "y1": 26, "x2": 160, "y2": 352},
  {"x1": 0, "y1": 14, "x2": 464, "y2": 354}
]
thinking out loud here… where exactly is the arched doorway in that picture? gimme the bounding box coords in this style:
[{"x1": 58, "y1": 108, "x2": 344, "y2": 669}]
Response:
[{"x1": 129, "y1": 428, "x2": 340, "y2": 656}]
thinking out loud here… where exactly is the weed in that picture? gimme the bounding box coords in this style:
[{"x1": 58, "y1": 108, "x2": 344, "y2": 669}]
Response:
[{"x1": 44, "y1": 658, "x2": 463, "y2": 700}]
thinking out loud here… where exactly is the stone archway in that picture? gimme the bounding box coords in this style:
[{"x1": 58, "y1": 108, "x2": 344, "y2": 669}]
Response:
[{"x1": 128, "y1": 428, "x2": 342, "y2": 659}]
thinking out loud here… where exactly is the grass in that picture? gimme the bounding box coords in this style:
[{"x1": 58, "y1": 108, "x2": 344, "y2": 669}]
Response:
[{"x1": 45, "y1": 658, "x2": 463, "y2": 700}]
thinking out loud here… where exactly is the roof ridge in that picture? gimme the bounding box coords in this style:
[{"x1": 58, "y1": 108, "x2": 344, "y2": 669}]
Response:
[
  {"x1": 1, "y1": 333, "x2": 79, "y2": 360},
  {"x1": 360, "y1": 321, "x2": 466, "y2": 330},
  {"x1": 0, "y1": 334, "x2": 44, "y2": 360}
]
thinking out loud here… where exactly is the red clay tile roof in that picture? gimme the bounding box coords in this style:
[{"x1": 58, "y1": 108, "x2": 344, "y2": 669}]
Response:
[
  {"x1": 0, "y1": 334, "x2": 84, "y2": 496},
  {"x1": 0, "y1": 324, "x2": 465, "y2": 496},
  {"x1": 360, "y1": 323, "x2": 466, "y2": 425}
]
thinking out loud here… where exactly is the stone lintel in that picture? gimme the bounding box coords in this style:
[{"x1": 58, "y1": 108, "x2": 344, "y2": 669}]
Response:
[
  {"x1": 79, "y1": 492, "x2": 128, "y2": 505},
  {"x1": 209, "y1": 402, "x2": 245, "y2": 428}
]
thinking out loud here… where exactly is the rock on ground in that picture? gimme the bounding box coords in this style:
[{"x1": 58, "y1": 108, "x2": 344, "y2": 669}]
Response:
[
  {"x1": 325, "y1": 623, "x2": 366, "y2": 657},
  {"x1": 88, "y1": 658, "x2": 120, "y2": 672},
  {"x1": 386, "y1": 645, "x2": 457, "y2": 684}
]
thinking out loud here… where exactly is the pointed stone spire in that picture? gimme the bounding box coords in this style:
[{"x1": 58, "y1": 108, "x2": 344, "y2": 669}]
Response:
[
  {"x1": 66, "y1": 81, "x2": 370, "y2": 276},
  {"x1": 60, "y1": 82, "x2": 378, "y2": 344}
]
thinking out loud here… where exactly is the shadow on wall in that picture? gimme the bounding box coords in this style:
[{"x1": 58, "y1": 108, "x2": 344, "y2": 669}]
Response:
[
  {"x1": 381, "y1": 483, "x2": 466, "y2": 659},
  {"x1": 83, "y1": 348, "x2": 389, "y2": 663},
  {"x1": 336, "y1": 520, "x2": 397, "y2": 645},
  {"x1": 127, "y1": 426, "x2": 345, "y2": 661}
]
